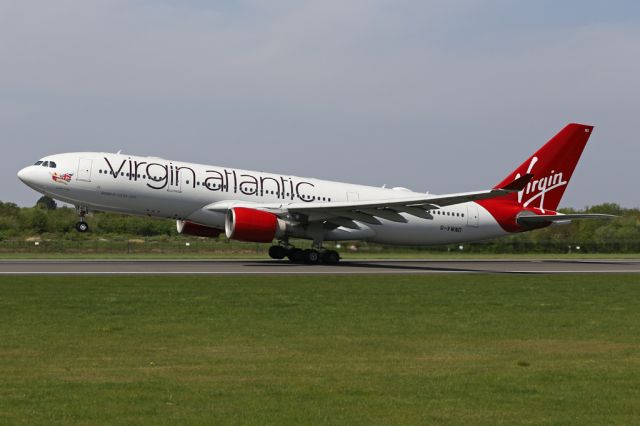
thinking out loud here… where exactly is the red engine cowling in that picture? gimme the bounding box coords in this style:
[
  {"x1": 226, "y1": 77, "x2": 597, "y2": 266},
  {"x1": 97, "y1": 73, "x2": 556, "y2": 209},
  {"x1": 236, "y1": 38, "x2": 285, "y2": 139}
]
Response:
[
  {"x1": 176, "y1": 220, "x2": 223, "y2": 238},
  {"x1": 225, "y1": 207, "x2": 285, "y2": 243}
]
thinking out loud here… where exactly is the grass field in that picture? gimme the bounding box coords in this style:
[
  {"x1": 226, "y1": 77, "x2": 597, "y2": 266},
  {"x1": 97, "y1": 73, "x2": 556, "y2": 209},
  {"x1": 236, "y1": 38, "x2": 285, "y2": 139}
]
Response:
[{"x1": 1, "y1": 274, "x2": 639, "y2": 425}]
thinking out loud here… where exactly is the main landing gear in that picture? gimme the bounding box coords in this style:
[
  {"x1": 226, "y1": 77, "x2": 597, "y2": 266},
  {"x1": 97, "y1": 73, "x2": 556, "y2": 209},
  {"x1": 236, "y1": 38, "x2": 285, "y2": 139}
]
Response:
[
  {"x1": 75, "y1": 207, "x2": 89, "y2": 233},
  {"x1": 268, "y1": 243, "x2": 340, "y2": 265}
]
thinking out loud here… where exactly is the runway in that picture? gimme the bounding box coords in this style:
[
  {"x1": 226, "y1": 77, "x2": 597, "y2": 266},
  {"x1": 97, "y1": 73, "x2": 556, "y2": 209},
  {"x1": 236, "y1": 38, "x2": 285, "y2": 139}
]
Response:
[{"x1": 0, "y1": 259, "x2": 639, "y2": 274}]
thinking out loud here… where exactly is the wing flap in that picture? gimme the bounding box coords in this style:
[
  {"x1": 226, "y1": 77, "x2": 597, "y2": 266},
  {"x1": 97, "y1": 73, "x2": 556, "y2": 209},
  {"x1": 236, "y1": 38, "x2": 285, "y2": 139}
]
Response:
[
  {"x1": 388, "y1": 205, "x2": 434, "y2": 219},
  {"x1": 359, "y1": 208, "x2": 408, "y2": 223},
  {"x1": 324, "y1": 217, "x2": 360, "y2": 230}
]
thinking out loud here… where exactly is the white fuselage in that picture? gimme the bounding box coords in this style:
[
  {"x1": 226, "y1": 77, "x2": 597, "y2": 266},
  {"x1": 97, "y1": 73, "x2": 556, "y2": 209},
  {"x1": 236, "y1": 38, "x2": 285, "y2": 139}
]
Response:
[{"x1": 18, "y1": 152, "x2": 508, "y2": 245}]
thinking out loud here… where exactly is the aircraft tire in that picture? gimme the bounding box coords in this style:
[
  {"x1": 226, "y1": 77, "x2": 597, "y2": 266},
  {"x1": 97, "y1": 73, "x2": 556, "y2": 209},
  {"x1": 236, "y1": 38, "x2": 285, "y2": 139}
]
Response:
[
  {"x1": 304, "y1": 249, "x2": 320, "y2": 264},
  {"x1": 322, "y1": 250, "x2": 340, "y2": 265},
  {"x1": 268, "y1": 245, "x2": 287, "y2": 260},
  {"x1": 287, "y1": 248, "x2": 305, "y2": 263},
  {"x1": 75, "y1": 221, "x2": 89, "y2": 233}
]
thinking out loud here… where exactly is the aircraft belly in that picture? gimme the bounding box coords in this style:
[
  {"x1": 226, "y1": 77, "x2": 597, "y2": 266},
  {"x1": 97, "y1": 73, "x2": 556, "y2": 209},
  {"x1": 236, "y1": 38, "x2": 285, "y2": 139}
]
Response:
[{"x1": 46, "y1": 179, "x2": 205, "y2": 218}]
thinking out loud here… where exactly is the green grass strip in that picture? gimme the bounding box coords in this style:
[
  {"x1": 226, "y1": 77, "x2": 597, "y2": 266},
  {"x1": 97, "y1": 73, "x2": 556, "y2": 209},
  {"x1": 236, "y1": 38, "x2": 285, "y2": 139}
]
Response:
[{"x1": 0, "y1": 274, "x2": 639, "y2": 425}]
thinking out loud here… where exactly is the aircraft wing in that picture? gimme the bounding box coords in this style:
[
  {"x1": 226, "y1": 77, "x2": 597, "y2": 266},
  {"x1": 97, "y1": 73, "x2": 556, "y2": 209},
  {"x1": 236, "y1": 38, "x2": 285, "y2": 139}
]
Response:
[
  {"x1": 271, "y1": 174, "x2": 533, "y2": 227},
  {"x1": 204, "y1": 174, "x2": 532, "y2": 228}
]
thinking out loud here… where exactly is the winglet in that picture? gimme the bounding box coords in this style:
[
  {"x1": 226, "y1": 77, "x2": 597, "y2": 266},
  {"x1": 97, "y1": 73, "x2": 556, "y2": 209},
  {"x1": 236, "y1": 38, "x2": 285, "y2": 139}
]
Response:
[{"x1": 499, "y1": 173, "x2": 533, "y2": 192}]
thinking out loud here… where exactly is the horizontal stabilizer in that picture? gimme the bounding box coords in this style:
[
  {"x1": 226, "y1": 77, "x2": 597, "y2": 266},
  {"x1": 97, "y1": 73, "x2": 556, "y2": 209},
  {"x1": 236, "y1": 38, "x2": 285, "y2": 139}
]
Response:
[{"x1": 517, "y1": 213, "x2": 616, "y2": 226}]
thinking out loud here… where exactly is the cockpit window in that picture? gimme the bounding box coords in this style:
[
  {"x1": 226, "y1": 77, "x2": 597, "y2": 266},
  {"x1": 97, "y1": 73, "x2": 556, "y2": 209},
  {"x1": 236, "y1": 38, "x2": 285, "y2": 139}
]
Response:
[
  {"x1": 41, "y1": 161, "x2": 49, "y2": 167},
  {"x1": 34, "y1": 161, "x2": 43, "y2": 165},
  {"x1": 49, "y1": 162, "x2": 56, "y2": 168}
]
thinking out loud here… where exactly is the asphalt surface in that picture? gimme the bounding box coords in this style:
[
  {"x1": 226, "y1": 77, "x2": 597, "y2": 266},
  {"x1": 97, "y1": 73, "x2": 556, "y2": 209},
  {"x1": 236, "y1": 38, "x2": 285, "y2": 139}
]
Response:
[{"x1": 0, "y1": 259, "x2": 639, "y2": 274}]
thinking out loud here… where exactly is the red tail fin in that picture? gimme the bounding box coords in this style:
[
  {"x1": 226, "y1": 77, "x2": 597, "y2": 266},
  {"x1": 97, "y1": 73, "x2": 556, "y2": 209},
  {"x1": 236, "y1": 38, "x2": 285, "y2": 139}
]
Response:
[{"x1": 495, "y1": 123, "x2": 593, "y2": 212}]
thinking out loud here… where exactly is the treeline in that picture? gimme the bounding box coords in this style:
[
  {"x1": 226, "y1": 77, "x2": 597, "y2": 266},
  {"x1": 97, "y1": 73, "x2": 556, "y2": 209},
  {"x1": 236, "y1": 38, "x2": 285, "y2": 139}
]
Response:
[
  {"x1": 0, "y1": 198, "x2": 175, "y2": 238},
  {"x1": 497, "y1": 203, "x2": 640, "y2": 252},
  {"x1": 0, "y1": 198, "x2": 639, "y2": 252}
]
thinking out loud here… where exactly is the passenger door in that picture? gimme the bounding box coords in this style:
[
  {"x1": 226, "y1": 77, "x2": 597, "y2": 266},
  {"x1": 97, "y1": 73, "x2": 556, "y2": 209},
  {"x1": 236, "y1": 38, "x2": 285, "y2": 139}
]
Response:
[
  {"x1": 76, "y1": 158, "x2": 93, "y2": 182},
  {"x1": 466, "y1": 204, "x2": 479, "y2": 227}
]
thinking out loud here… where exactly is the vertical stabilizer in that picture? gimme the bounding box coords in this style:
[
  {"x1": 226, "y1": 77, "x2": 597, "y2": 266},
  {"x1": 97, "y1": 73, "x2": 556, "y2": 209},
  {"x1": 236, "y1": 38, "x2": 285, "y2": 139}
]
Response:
[{"x1": 494, "y1": 123, "x2": 593, "y2": 212}]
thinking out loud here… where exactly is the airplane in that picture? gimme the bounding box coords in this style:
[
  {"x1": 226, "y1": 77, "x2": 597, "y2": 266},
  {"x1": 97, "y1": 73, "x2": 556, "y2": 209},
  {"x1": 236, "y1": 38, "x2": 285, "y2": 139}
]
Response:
[{"x1": 17, "y1": 123, "x2": 613, "y2": 264}]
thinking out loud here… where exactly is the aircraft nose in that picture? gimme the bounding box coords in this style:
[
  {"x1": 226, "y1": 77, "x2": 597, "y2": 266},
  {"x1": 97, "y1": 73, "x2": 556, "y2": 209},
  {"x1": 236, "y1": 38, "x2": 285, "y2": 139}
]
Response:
[{"x1": 17, "y1": 166, "x2": 34, "y2": 184}]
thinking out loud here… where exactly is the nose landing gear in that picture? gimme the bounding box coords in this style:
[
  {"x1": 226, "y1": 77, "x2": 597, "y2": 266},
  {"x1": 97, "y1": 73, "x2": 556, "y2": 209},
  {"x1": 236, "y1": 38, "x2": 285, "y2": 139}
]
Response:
[
  {"x1": 75, "y1": 221, "x2": 89, "y2": 232},
  {"x1": 75, "y1": 207, "x2": 89, "y2": 233}
]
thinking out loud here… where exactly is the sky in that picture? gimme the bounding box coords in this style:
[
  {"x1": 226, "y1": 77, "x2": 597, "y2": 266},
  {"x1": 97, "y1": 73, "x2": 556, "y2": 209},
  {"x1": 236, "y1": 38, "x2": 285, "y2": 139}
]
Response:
[{"x1": 1, "y1": 0, "x2": 639, "y2": 208}]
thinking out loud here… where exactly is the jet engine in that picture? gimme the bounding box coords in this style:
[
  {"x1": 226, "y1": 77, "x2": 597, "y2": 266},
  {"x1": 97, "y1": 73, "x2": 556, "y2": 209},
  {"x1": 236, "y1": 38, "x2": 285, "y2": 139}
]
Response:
[
  {"x1": 225, "y1": 207, "x2": 286, "y2": 243},
  {"x1": 176, "y1": 220, "x2": 223, "y2": 238}
]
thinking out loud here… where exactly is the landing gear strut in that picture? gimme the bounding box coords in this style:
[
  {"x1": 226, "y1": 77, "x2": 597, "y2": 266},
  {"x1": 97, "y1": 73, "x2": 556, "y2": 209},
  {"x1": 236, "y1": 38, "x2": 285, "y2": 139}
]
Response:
[{"x1": 75, "y1": 207, "x2": 89, "y2": 233}]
